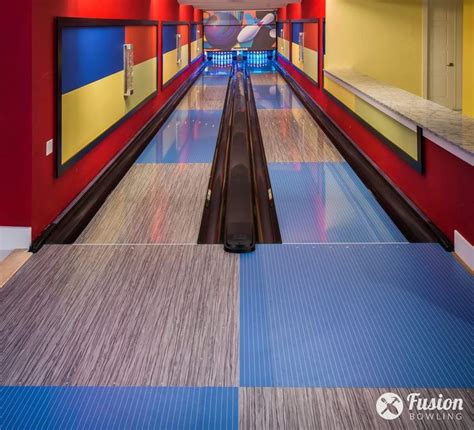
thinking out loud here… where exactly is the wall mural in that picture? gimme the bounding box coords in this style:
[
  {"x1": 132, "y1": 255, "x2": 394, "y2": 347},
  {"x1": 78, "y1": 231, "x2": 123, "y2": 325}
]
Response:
[
  {"x1": 56, "y1": 18, "x2": 158, "y2": 176},
  {"x1": 203, "y1": 10, "x2": 277, "y2": 51}
]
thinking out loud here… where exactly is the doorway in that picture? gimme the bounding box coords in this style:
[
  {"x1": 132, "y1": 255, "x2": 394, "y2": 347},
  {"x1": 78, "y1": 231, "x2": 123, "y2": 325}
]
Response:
[{"x1": 427, "y1": 0, "x2": 463, "y2": 110}]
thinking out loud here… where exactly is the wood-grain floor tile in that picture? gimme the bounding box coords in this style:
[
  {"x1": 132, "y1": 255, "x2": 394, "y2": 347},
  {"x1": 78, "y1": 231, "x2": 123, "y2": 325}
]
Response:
[
  {"x1": 77, "y1": 164, "x2": 210, "y2": 244},
  {"x1": 240, "y1": 388, "x2": 473, "y2": 430},
  {"x1": 1, "y1": 244, "x2": 238, "y2": 386},
  {"x1": 258, "y1": 109, "x2": 344, "y2": 163}
]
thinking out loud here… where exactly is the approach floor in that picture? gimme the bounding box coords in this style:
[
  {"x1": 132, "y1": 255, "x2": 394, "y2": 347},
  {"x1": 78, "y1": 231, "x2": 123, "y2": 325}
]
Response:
[{"x1": 2, "y1": 243, "x2": 472, "y2": 428}]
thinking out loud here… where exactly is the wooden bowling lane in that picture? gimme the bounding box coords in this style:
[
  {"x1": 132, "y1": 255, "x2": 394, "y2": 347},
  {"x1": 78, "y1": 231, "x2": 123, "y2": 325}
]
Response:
[
  {"x1": 176, "y1": 76, "x2": 229, "y2": 111},
  {"x1": 240, "y1": 388, "x2": 473, "y2": 429},
  {"x1": 77, "y1": 164, "x2": 210, "y2": 244},
  {"x1": 1, "y1": 244, "x2": 238, "y2": 386},
  {"x1": 251, "y1": 73, "x2": 287, "y2": 86},
  {"x1": 258, "y1": 108, "x2": 344, "y2": 162}
]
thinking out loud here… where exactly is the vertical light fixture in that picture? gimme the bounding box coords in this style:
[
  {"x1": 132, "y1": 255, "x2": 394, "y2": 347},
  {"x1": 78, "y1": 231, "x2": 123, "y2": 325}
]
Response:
[
  {"x1": 176, "y1": 33, "x2": 182, "y2": 63},
  {"x1": 124, "y1": 44, "x2": 134, "y2": 96},
  {"x1": 299, "y1": 32, "x2": 305, "y2": 62}
]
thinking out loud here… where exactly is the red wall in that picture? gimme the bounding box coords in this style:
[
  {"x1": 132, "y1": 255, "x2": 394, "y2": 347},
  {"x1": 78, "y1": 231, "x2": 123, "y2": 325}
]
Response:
[
  {"x1": 28, "y1": 0, "x2": 203, "y2": 239},
  {"x1": 194, "y1": 8, "x2": 204, "y2": 22},
  {"x1": 278, "y1": 0, "x2": 474, "y2": 244},
  {"x1": 0, "y1": 2, "x2": 32, "y2": 228}
]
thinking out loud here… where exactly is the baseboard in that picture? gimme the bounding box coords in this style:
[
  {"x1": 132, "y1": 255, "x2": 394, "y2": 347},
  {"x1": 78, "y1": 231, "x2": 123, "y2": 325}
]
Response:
[
  {"x1": 0, "y1": 227, "x2": 32, "y2": 250},
  {"x1": 454, "y1": 231, "x2": 474, "y2": 272}
]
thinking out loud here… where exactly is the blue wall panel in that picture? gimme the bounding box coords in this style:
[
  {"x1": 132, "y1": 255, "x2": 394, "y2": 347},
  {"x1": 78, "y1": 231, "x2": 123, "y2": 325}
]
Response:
[
  {"x1": 191, "y1": 24, "x2": 198, "y2": 42},
  {"x1": 292, "y1": 22, "x2": 303, "y2": 43},
  {"x1": 163, "y1": 25, "x2": 178, "y2": 54},
  {"x1": 62, "y1": 26, "x2": 125, "y2": 94}
]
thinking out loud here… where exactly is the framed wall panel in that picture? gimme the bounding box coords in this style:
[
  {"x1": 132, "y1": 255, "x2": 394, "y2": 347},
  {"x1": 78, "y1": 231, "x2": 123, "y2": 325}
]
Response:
[
  {"x1": 190, "y1": 22, "x2": 204, "y2": 63},
  {"x1": 291, "y1": 19, "x2": 320, "y2": 85},
  {"x1": 162, "y1": 22, "x2": 190, "y2": 87},
  {"x1": 276, "y1": 21, "x2": 291, "y2": 61},
  {"x1": 56, "y1": 18, "x2": 158, "y2": 176}
]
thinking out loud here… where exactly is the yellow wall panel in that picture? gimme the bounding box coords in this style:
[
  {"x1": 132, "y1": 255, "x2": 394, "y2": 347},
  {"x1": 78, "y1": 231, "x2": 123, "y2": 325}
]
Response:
[
  {"x1": 463, "y1": 0, "x2": 474, "y2": 117},
  {"x1": 326, "y1": 0, "x2": 423, "y2": 96},
  {"x1": 325, "y1": 76, "x2": 418, "y2": 160},
  {"x1": 291, "y1": 42, "x2": 302, "y2": 70},
  {"x1": 191, "y1": 38, "x2": 203, "y2": 62},
  {"x1": 277, "y1": 37, "x2": 290, "y2": 60},
  {"x1": 355, "y1": 98, "x2": 418, "y2": 160},
  {"x1": 291, "y1": 43, "x2": 319, "y2": 83},
  {"x1": 125, "y1": 58, "x2": 157, "y2": 113},
  {"x1": 303, "y1": 47, "x2": 318, "y2": 83},
  {"x1": 163, "y1": 44, "x2": 190, "y2": 85},
  {"x1": 324, "y1": 77, "x2": 356, "y2": 111},
  {"x1": 61, "y1": 71, "x2": 126, "y2": 163}
]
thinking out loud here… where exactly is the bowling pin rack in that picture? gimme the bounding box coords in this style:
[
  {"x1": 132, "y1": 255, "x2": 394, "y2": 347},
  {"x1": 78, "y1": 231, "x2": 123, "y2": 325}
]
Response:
[{"x1": 205, "y1": 50, "x2": 276, "y2": 67}]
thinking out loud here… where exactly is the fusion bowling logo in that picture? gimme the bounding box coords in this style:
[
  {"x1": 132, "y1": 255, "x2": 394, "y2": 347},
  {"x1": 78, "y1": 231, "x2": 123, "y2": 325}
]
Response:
[
  {"x1": 376, "y1": 392, "x2": 464, "y2": 422},
  {"x1": 376, "y1": 393, "x2": 404, "y2": 420}
]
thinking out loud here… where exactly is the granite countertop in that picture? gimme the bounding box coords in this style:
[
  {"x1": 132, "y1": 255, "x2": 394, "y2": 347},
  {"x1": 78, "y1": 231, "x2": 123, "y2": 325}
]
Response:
[{"x1": 324, "y1": 69, "x2": 474, "y2": 160}]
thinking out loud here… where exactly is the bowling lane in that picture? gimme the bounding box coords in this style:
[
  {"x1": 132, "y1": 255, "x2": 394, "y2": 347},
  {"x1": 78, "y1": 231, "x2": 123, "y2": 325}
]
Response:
[
  {"x1": 252, "y1": 70, "x2": 343, "y2": 163},
  {"x1": 77, "y1": 69, "x2": 230, "y2": 244},
  {"x1": 252, "y1": 65, "x2": 406, "y2": 244}
]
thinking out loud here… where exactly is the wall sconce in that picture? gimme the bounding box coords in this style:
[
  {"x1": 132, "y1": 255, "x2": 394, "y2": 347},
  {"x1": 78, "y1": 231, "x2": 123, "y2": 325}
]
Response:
[
  {"x1": 299, "y1": 32, "x2": 305, "y2": 62},
  {"x1": 176, "y1": 34, "x2": 182, "y2": 64},
  {"x1": 123, "y1": 44, "x2": 134, "y2": 96}
]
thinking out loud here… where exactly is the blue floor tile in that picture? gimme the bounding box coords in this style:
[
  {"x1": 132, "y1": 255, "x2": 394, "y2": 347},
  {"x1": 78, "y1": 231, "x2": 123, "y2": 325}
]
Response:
[
  {"x1": 1, "y1": 387, "x2": 238, "y2": 430},
  {"x1": 240, "y1": 243, "x2": 473, "y2": 388},
  {"x1": 136, "y1": 110, "x2": 222, "y2": 164},
  {"x1": 269, "y1": 162, "x2": 407, "y2": 243}
]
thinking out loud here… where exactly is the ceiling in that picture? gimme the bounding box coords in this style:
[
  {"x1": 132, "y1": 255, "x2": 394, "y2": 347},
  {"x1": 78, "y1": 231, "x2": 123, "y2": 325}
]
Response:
[{"x1": 178, "y1": 0, "x2": 300, "y2": 11}]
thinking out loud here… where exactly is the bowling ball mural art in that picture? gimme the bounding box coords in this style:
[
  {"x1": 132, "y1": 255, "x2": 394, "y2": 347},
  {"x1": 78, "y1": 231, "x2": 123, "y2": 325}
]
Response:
[
  {"x1": 204, "y1": 12, "x2": 242, "y2": 50},
  {"x1": 204, "y1": 10, "x2": 277, "y2": 51}
]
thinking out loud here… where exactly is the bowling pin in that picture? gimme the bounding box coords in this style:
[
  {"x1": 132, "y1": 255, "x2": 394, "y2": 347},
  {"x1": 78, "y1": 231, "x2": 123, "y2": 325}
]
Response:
[{"x1": 237, "y1": 13, "x2": 275, "y2": 43}]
